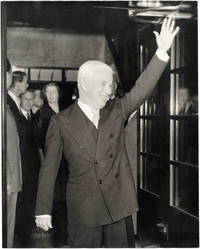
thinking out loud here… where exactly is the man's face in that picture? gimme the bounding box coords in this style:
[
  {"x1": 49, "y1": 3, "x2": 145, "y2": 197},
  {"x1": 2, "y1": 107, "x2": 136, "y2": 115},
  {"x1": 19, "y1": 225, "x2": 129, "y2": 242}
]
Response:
[
  {"x1": 7, "y1": 71, "x2": 12, "y2": 90},
  {"x1": 17, "y1": 76, "x2": 29, "y2": 94},
  {"x1": 34, "y1": 90, "x2": 44, "y2": 107},
  {"x1": 45, "y1": 86, "x2": 59, "y2": 104},
  {"x1": 85, "y1": 68, "x2": 114, "y2": 109},
  {"x1": 21, "y1": 91, "x2": 34, "y2": 111}
]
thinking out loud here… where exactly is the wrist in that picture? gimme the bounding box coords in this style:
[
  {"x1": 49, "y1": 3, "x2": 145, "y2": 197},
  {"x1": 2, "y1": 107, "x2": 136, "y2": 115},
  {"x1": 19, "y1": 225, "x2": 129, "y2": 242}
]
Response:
[{"x1": 156, "y1": 49, "x2": 169, "y2": 62}]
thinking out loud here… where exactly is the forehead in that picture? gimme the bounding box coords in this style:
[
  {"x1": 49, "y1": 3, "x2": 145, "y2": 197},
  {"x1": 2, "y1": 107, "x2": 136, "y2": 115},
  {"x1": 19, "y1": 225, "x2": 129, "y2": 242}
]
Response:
[
  {"x1": 21, "y1": 75, "x2": 27, "y2": 81},
  {"x1": 46, "y1": 85, "x2": 58, "y2": 92},
  {"x1": 34, "y1": 90, "x2": 41, "y2": 95},
  {"x1": 22, "y1": 91, "x2": 34, "y2": 99},
  {"x1": 90, "y1": 67, "x2": 113, "y2": 81}
]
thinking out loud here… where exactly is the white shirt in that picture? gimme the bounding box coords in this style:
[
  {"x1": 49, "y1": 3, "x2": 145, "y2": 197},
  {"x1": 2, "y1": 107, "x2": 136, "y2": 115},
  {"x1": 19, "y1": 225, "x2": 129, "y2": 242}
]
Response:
[
  {"x1": 8, "y1": 90, "x2": 21, "y2": 110},
  {"x1": 78, "y1": 100, "x2": 100, "y2": 129},
  {"x1": 20, "y1": 108, "x2": 31, "y2": 120}
]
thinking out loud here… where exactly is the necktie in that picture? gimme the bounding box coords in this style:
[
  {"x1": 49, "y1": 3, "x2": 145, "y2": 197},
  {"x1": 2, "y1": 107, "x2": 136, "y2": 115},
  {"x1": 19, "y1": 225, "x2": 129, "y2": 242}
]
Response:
[
  {"x1": 27, "y1": 112, "x2": 31, "y2": 121},
  {"x1": 91, "y1": 109, "x2": 99, "y2": 129}
]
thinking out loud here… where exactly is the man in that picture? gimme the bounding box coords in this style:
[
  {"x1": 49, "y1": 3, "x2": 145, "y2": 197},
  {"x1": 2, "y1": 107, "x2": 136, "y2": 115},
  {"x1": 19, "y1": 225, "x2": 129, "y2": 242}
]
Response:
[
  {"x1": 32, "y1": 89, "x2": 44, "y2": 114},
  {"x1": 14, "y1": 90, "x2": 40, "y2": 247},
  {"x1": 35, "y1": 18, "x2": 179, "y2": 247},
  {"x1": 6, "y1": 58, "x2": 22, "y2": 247},
  {"x1": 7, "y1": 71, "x2": 29, "y2": 131}
]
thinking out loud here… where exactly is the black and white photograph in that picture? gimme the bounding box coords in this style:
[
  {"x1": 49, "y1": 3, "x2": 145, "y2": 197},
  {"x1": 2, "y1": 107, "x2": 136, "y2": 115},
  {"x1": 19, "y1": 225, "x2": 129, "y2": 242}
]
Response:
[{"x1": 1, "y1": 1, "x2": 198, "y2": 248}]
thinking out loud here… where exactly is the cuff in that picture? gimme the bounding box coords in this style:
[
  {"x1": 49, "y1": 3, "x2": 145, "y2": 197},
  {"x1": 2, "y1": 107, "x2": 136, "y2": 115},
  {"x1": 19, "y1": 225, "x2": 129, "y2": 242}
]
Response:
[
  {"x1": 156, "y1": 49, "x2": 169, "y2": 62},
  {"x1": 35, "y1": 214, "x2": 51, "y2": 218}
]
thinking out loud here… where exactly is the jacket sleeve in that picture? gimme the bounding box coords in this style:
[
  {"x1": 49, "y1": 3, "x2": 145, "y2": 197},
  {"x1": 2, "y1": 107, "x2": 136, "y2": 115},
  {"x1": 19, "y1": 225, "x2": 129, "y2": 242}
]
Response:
[
  {"x1": 120, "y1": 54, "x2": 168, "y2": 120},
  {"x1": 35, "y1": 116, "x2": 63, "y2": 215}
]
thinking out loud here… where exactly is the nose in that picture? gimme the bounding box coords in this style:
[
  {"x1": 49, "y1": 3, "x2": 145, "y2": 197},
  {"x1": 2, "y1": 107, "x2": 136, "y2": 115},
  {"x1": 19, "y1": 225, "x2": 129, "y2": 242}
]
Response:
[{"x1": 105, "y1": 85, "x2": 112, "y2": 95}]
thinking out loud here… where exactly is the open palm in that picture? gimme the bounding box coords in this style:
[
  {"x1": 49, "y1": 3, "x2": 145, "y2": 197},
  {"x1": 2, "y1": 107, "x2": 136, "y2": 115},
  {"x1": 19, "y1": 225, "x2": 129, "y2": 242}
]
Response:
[{"x1": 153, "y1": 18, "x2": 180, "y2": 52}]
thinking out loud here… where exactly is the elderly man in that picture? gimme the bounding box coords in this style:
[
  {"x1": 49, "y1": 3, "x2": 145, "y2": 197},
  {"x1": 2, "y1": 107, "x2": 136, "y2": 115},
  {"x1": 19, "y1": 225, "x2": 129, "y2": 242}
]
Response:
[
  {"x1": 14, "y1": 90, "x2": 40, "y2": 247},
  {"x1": 35, "y1": 18, "x2": 179, "y2": 247}
]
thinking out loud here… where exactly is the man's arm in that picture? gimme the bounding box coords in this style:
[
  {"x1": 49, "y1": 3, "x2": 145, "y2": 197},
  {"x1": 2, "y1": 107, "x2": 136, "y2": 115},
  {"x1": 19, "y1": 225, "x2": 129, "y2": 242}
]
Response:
[
  {"x1": 121, "y1": 18, "x2": 179, "y2": 119},
  {"x1": 35, "y1": 116, "x2": 63, "y2": 231}
]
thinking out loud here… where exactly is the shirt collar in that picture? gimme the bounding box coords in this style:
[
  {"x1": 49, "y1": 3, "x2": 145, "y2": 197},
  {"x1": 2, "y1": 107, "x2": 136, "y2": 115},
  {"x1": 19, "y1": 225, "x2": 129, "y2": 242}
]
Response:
[
  {"x1": 78, "y1": 100, "x2": 99, "y2": 115},
  {"x1": 20, "y1": 108, "x2": 30, "y2": 119},
  {"x1": 8, "y1": 90, "x2": 21, "y2": 109}
]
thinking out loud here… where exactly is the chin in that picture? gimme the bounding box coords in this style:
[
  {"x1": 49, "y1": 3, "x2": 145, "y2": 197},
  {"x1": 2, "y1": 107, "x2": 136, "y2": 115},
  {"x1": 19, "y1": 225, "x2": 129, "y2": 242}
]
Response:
[{"x1": 99, "y1": 102, "x2": 107, "y2": 109}]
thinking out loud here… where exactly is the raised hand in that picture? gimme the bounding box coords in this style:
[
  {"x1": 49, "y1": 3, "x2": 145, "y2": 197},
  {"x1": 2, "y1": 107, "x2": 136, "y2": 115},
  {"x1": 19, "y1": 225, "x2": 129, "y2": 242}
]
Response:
[{"x1": 153, "y1": 17, "x2": 180, "y2": 53}]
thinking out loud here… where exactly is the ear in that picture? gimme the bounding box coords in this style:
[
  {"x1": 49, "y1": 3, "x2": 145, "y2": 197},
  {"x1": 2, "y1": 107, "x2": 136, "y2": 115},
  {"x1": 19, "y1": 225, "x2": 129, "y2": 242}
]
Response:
[{"x1": 79, "y1": 77, "x2": 87, "y2": 91}]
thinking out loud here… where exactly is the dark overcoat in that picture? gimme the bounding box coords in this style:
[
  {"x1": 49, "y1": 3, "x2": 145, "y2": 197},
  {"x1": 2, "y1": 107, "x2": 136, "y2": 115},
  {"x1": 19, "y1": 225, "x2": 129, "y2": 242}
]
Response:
[{"x1": 35, "y1": 54, "x2": 167, "y2": 227}]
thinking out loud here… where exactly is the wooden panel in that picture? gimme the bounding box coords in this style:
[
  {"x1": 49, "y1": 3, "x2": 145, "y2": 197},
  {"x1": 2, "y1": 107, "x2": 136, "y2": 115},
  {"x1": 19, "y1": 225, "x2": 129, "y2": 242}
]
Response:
[{"x1": 7, "y1": 27, "x2": 118, "y2": 73}]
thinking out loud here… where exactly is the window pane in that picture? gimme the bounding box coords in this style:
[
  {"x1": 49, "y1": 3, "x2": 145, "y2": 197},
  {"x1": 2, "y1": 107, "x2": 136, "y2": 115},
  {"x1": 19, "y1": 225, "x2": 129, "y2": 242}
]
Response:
[
  {"x1": 143, "y1": 156, "x2": 160, "y2": 195},
  {"x1": 30, "y1": 69, "x2": 40, "y2": 80},
  {"x1": 177, "y1": 119, "x2": 198, "y2": 165},
  {"x1": 146, "y1": 88, "x2": 160, "y2": 115},
  {"x1": 52, "y1": 70, "x2": 62, "y2": 81},
  {"x1": 39, "y1": 69, "x2": 52, "y2": 81},
  {"x1": 65, "y1": 70, "x2": 78, "y2": 82},
  {"x1": 146, "y1": 118, "x2": 160, "y2": 154},
  {"x1": 174, "y1": 166, "x2": 198, "y2": 216}
]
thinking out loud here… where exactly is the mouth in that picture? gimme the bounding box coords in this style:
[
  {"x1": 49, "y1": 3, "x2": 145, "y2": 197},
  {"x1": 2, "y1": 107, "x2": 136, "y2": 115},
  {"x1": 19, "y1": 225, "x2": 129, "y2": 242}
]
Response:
[{"x1": 102, "y1": 96, "x2": 109, "y2": 102}]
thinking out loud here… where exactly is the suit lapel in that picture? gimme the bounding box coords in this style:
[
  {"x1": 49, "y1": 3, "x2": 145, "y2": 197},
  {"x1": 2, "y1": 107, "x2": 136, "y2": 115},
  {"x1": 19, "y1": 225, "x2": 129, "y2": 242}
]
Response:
[{"x1": 59, "y1": 103, "x2": 97, "y2": 157}]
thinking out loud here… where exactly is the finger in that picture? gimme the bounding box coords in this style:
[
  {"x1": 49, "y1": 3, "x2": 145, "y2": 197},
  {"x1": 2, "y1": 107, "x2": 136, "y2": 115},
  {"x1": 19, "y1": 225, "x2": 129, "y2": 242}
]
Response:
[
  {"x1": 47, "y1": 220, "x2": 53, "y2": 229},
  {"x1": 166, "y1": 17, "x2": 173, "y2": 31},
  {"x1": 172, "y1": 26, "x2": 180, "y2": 38},
  {"x1": 153, "y1": 31, "x2": 159, "y2": 41},
  {"x1": 41, "y1": 224, "x2": 49, "y2": 231},
  {"x1": 161, "y1": 18, "x2": 167, "y2": 34},
  {"x1": 44, "y1": 226, "x2": 49, "y2": 232},
  {"x1": 169, "y1": 19, "x2": 175, "y2": 33}
]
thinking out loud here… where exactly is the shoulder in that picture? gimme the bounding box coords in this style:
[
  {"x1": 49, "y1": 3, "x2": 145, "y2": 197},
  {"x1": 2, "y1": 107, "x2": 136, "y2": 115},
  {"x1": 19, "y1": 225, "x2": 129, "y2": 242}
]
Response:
[
  {"x1": 38, "y1": 103, "x2": 53, "y2": 117},
  {"x1": 54, "y1": 104, "x2": 75, "y2": 119},
  {"x1": 105, "y1": 97, "x2": 122, "y2": 111}
]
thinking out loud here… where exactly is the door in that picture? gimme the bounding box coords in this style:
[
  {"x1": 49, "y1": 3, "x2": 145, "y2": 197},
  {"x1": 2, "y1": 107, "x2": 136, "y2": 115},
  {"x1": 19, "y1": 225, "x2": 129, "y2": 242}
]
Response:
[{"x1": 137, "y1": 18, "x2": 198, "y2": 247}]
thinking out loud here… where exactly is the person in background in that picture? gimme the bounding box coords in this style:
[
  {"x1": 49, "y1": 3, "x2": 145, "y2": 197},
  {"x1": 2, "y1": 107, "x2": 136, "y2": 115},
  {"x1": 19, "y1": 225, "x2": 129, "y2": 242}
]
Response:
[
  {"x1": 32, "y1": 89, "x2": 44, "y2": 114},
  {"x1": 14, "y1": 89, "x2": 40, "y2": 247},
  {"x1": 34, "y1": 83, "x2": 68, "y2": 247},
  {"x1": 35, "y1": 18, "x2": 179, "y2": 248},
  {"x1": 7, "y1": 71, "x2": 28, "y2": 131},
  {"x1": 6, "y1": 58, "x2": 22, "y2": 248}
]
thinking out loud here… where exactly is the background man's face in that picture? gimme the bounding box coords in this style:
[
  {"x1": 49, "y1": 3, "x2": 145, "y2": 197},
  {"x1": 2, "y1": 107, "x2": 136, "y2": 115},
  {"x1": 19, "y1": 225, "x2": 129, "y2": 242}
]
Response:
[
  {"x1": 86, "y1": 68, "x2": 113, "y2": 109},
  {"x1": 34, "y1": 90, "x2": 44, "y2": 107},
  {"x1": 7, "y1": 71, "x2": 12, "y2": 90},
  {"x1": 17, "y1": 76, "x2": 29, "y2": 94},
  {"x1": 21, "y1": 91, "x2": 34, "y2": 111}
]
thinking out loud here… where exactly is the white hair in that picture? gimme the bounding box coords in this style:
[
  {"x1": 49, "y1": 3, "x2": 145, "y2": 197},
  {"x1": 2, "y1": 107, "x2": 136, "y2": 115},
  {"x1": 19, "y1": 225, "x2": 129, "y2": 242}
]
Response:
[{"x1": 77, "y1": 60, "x2": 113, "y2": 88}]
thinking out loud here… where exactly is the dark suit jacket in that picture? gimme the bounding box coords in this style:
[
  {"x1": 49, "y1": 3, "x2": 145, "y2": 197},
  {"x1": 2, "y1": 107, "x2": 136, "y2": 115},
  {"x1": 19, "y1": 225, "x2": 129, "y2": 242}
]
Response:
[
  {"x1": 34, "y1": 103, "x2": 64, "y2": 150},
  {"x1": 19, "y1": 112, "x2": 40, "y2": 203},
  {"x1": 36, "y1": 54, "x2": 167, "y2": 227}
]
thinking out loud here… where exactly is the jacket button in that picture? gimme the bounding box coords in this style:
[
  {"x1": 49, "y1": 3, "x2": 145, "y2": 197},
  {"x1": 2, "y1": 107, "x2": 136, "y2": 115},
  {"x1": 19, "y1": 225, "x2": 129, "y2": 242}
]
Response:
[
  {"x1": 109, "y1": 154, "x2": 113, "y2": 158},
  {"x1": 79, "y1": 145, "x2": 83, "y2": 149},
  {"x1": 115, "y1": 173, "x2": 119, "y2": 178},
  {"x1": 95, "y1": 160, "x2": 98, "y2": 164},
  {"x1": 99, "y1": 180, "x2": 102, "y2": 184},
  {"x1": 110, "y1": 133, "x2": 114, "y2": 138}
]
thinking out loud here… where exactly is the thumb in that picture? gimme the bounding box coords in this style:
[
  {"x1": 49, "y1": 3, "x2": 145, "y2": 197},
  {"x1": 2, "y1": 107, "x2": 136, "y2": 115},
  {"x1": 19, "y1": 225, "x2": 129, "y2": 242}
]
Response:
[
  {"x1": 47, "y1": 219, "x2": 53, "y2": 228},
  {"x1": 153, "y1": 31, "x2": 159, "y2": 40}
]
